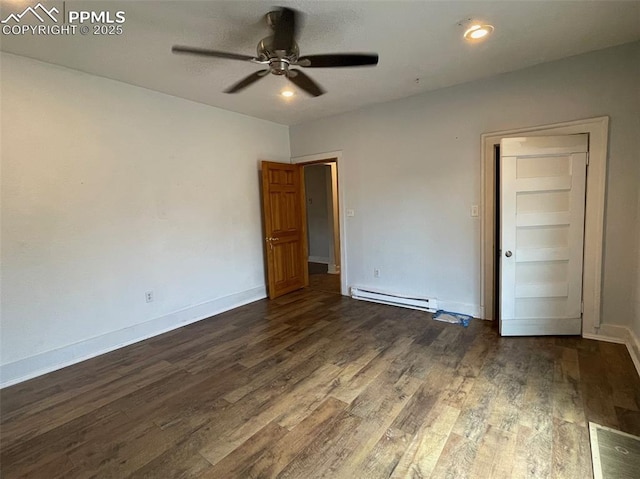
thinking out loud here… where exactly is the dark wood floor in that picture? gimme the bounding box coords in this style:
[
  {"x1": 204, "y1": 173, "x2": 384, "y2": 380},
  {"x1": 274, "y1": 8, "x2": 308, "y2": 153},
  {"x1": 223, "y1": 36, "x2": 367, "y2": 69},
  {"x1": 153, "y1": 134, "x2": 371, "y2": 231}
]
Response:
[
  {"x1": 308, "y1": 274, "x2": 341, "y2": 295},
  {"x1": 308, "y1": 262, "x2": 341, "y2": 295},
  {"x1": 2, "y1": 289, "x2": 640, "y2": 478}
]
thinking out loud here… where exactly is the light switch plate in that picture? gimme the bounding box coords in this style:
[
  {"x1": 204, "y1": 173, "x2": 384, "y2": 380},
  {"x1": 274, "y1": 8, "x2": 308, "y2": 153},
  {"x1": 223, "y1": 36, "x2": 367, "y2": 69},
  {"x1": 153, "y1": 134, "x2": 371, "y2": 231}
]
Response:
[{"x1": 471, "y1": 205, "x2": 479, "y2": 217}]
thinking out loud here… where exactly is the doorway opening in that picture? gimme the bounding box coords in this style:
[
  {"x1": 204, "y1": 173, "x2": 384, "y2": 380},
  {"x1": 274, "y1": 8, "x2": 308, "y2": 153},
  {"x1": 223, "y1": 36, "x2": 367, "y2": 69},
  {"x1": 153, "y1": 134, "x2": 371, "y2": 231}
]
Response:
[
  {"x1": 291, "y1": 150, "x2": 347, "y2": 296},
  {"x1": 302, "y1": 161, "x2": 341, "y2": 294}
]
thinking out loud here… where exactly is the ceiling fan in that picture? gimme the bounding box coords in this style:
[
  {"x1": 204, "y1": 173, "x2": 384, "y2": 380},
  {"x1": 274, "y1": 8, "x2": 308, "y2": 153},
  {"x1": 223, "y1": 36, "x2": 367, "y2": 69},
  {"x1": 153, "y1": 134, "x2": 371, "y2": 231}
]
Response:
[{"x1": 171, "y1": 7, "x2": 379, "y2": 97}]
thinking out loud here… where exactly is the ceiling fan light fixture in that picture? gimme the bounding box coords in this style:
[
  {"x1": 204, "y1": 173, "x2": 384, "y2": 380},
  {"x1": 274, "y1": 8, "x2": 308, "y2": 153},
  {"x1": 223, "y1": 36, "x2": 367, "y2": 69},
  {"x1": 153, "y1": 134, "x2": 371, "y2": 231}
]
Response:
[{"x1": 463, "y1": 24, "x2": 494, "y2": 41}]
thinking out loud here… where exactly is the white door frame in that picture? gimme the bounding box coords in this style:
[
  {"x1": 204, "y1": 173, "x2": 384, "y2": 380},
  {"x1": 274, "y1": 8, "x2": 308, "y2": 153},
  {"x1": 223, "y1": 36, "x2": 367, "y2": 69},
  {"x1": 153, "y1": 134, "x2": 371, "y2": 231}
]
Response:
[
  {"x1": 291, "y1": 150, "x2": 348, "y2": 296},
  {"x1": 480, "y1": 116, "x2": 609, "y2": 335}
]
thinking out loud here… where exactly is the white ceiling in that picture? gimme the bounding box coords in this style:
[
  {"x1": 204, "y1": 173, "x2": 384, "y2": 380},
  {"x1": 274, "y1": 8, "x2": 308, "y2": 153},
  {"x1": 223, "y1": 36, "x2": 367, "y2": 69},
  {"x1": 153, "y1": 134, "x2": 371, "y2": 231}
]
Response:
[{"x1": 1, "y1": 1, "x2": 639, "y2": 125}]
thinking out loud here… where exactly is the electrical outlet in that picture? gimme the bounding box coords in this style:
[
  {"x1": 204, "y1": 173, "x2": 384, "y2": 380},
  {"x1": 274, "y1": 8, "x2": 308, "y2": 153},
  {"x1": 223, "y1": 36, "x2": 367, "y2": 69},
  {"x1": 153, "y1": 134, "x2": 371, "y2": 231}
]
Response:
[
  {"x1": 145, "y1": 290, "x2": 154, "y2": 303},
  {"x1": 374, "y1": 268, "x2": 380, "y2": 278}
]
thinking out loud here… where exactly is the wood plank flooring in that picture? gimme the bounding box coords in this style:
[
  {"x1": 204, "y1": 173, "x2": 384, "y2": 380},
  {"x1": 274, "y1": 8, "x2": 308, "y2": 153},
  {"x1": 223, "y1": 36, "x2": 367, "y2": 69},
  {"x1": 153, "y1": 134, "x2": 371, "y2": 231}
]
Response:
[
  {"x1": 2, "y1": 289, "x2": 640, "y2": 478},
  {"x1": 308, "y1": 273, "x2": 341, "y2": 295},
  {"x1": 307, "y1": 262, "x2": 341, "y2": 295}
]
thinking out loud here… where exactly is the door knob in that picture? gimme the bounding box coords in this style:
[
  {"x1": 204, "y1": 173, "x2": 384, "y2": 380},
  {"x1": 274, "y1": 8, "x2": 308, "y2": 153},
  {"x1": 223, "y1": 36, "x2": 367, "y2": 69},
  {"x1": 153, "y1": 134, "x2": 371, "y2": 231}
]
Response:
[
  {"x1": 265, "y1": 237, "x2": 279, "y2": 251},
  {"x1": 505, "y1": 250, "x2": 512, "y2": 258}
]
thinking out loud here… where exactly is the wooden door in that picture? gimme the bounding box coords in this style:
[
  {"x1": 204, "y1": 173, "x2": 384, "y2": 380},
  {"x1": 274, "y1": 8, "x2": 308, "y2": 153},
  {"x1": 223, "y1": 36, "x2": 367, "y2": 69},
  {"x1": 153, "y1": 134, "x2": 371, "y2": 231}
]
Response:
[
  {"x1": 261, "y1": 161, "x2": 308, "y2": 299},
  {"x1": 500, "y1": 135, "x2": 588, "y2": 336}
]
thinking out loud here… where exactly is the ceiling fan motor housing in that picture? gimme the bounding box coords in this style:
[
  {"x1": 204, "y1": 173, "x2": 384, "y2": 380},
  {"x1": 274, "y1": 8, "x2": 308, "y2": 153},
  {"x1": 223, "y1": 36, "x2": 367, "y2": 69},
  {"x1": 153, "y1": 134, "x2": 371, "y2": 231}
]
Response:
[{"x1": 257, "y1": 37, "x2": 299, "y2": 74}]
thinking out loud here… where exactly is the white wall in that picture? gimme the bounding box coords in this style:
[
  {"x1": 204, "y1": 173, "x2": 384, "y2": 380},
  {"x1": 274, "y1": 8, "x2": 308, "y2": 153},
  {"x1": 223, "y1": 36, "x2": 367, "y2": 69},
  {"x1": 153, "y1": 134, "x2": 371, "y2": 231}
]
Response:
[
  {"x1": 290, "y1": 42, "x2": 640, "y2": 322},
  {"x1": 304, "y1": 165, "x2": 330, "y2": 262},
  {"x1": 0, "y1": 53, "x2": 290, "y2": 385}
]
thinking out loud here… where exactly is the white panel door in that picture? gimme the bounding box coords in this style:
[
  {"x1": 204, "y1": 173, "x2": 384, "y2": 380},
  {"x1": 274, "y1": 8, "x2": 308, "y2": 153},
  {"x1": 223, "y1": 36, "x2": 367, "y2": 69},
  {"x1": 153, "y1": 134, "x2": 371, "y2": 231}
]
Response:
[{"x1": 500, "y1": 135, "x2": 588, "y2": 336}]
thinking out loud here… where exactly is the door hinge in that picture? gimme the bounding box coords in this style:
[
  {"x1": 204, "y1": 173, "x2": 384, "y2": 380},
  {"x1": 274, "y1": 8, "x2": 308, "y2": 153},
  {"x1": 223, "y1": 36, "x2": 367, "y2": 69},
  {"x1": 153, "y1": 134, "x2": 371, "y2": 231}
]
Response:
[
  {"x1": 586, "y1": 152, "x2": 590, "y2": 166},
  {"x1": 581, "y1": 301, "x2": 584, "y2": 314}
]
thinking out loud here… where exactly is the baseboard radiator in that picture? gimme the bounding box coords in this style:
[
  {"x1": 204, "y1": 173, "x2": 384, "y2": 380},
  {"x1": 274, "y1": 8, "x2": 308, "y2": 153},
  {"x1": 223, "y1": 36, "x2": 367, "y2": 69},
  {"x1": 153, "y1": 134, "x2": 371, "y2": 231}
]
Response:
[{"x1": 350, "y1": 287, "x2": 438, "y2": 313}]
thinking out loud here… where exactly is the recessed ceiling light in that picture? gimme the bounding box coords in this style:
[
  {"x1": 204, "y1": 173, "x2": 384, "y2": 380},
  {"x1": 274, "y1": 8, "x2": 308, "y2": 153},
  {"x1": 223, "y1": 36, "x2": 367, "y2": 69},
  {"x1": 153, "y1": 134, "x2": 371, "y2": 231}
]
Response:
[
  {"x1": 281, "y1": 90, "x2": 294, "y2": 98},
  {"x1": 463, "y1": 24, "x2": 494, "y2": 42}
]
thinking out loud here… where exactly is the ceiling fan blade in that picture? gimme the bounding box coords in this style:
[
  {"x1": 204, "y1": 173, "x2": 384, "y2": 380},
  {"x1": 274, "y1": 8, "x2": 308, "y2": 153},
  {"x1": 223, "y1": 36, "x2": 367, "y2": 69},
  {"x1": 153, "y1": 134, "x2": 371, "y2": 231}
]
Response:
[
  {"x1": 172, "y1": 45, "x2": 256, "y2": 62},
  {"x1": 272, "y1": 7, "x2": 297, "y2": 52},
  {"x1": 224, "y1": 70, "x2": 270, "y2": 93},
  {"x1": 287, "y1": 69, "x2": 324, "y2": 97},
  {"x1": 297, "y1": 54, "x2": 379, "y2": 68}
]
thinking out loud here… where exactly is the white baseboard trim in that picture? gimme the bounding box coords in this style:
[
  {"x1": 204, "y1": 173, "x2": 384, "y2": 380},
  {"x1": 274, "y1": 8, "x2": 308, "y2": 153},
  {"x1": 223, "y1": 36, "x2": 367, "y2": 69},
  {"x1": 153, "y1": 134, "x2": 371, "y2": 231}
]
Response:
[
  {"x1": 327, "y1": 264, "x2": 340, "y2": 275},
  {"x1": 0, "y1": 286, "x2": 266, "y2": 389},
  {"x1": 437, "y1": 300, "x2": 483, "y2": 319},
  {"x1": 584, "y1": 324, "x2": 640, "y2": 378},
  {"x1": 630, "y1": 329, "x2": 640, "y2": 376},
  {"x1": 581, "y1": 333, "x2": 626, "y2": 344},
  {"x1": 308, "y1": 256, "x2": 330, "y2": 264}
]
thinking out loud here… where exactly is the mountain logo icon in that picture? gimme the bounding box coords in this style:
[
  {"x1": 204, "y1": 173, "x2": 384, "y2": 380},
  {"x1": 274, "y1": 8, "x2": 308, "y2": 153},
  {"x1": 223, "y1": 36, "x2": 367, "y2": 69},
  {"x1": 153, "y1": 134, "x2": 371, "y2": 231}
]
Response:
[{"x1": 1, "y1": 3, "x2": 59, "y2": 24}]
